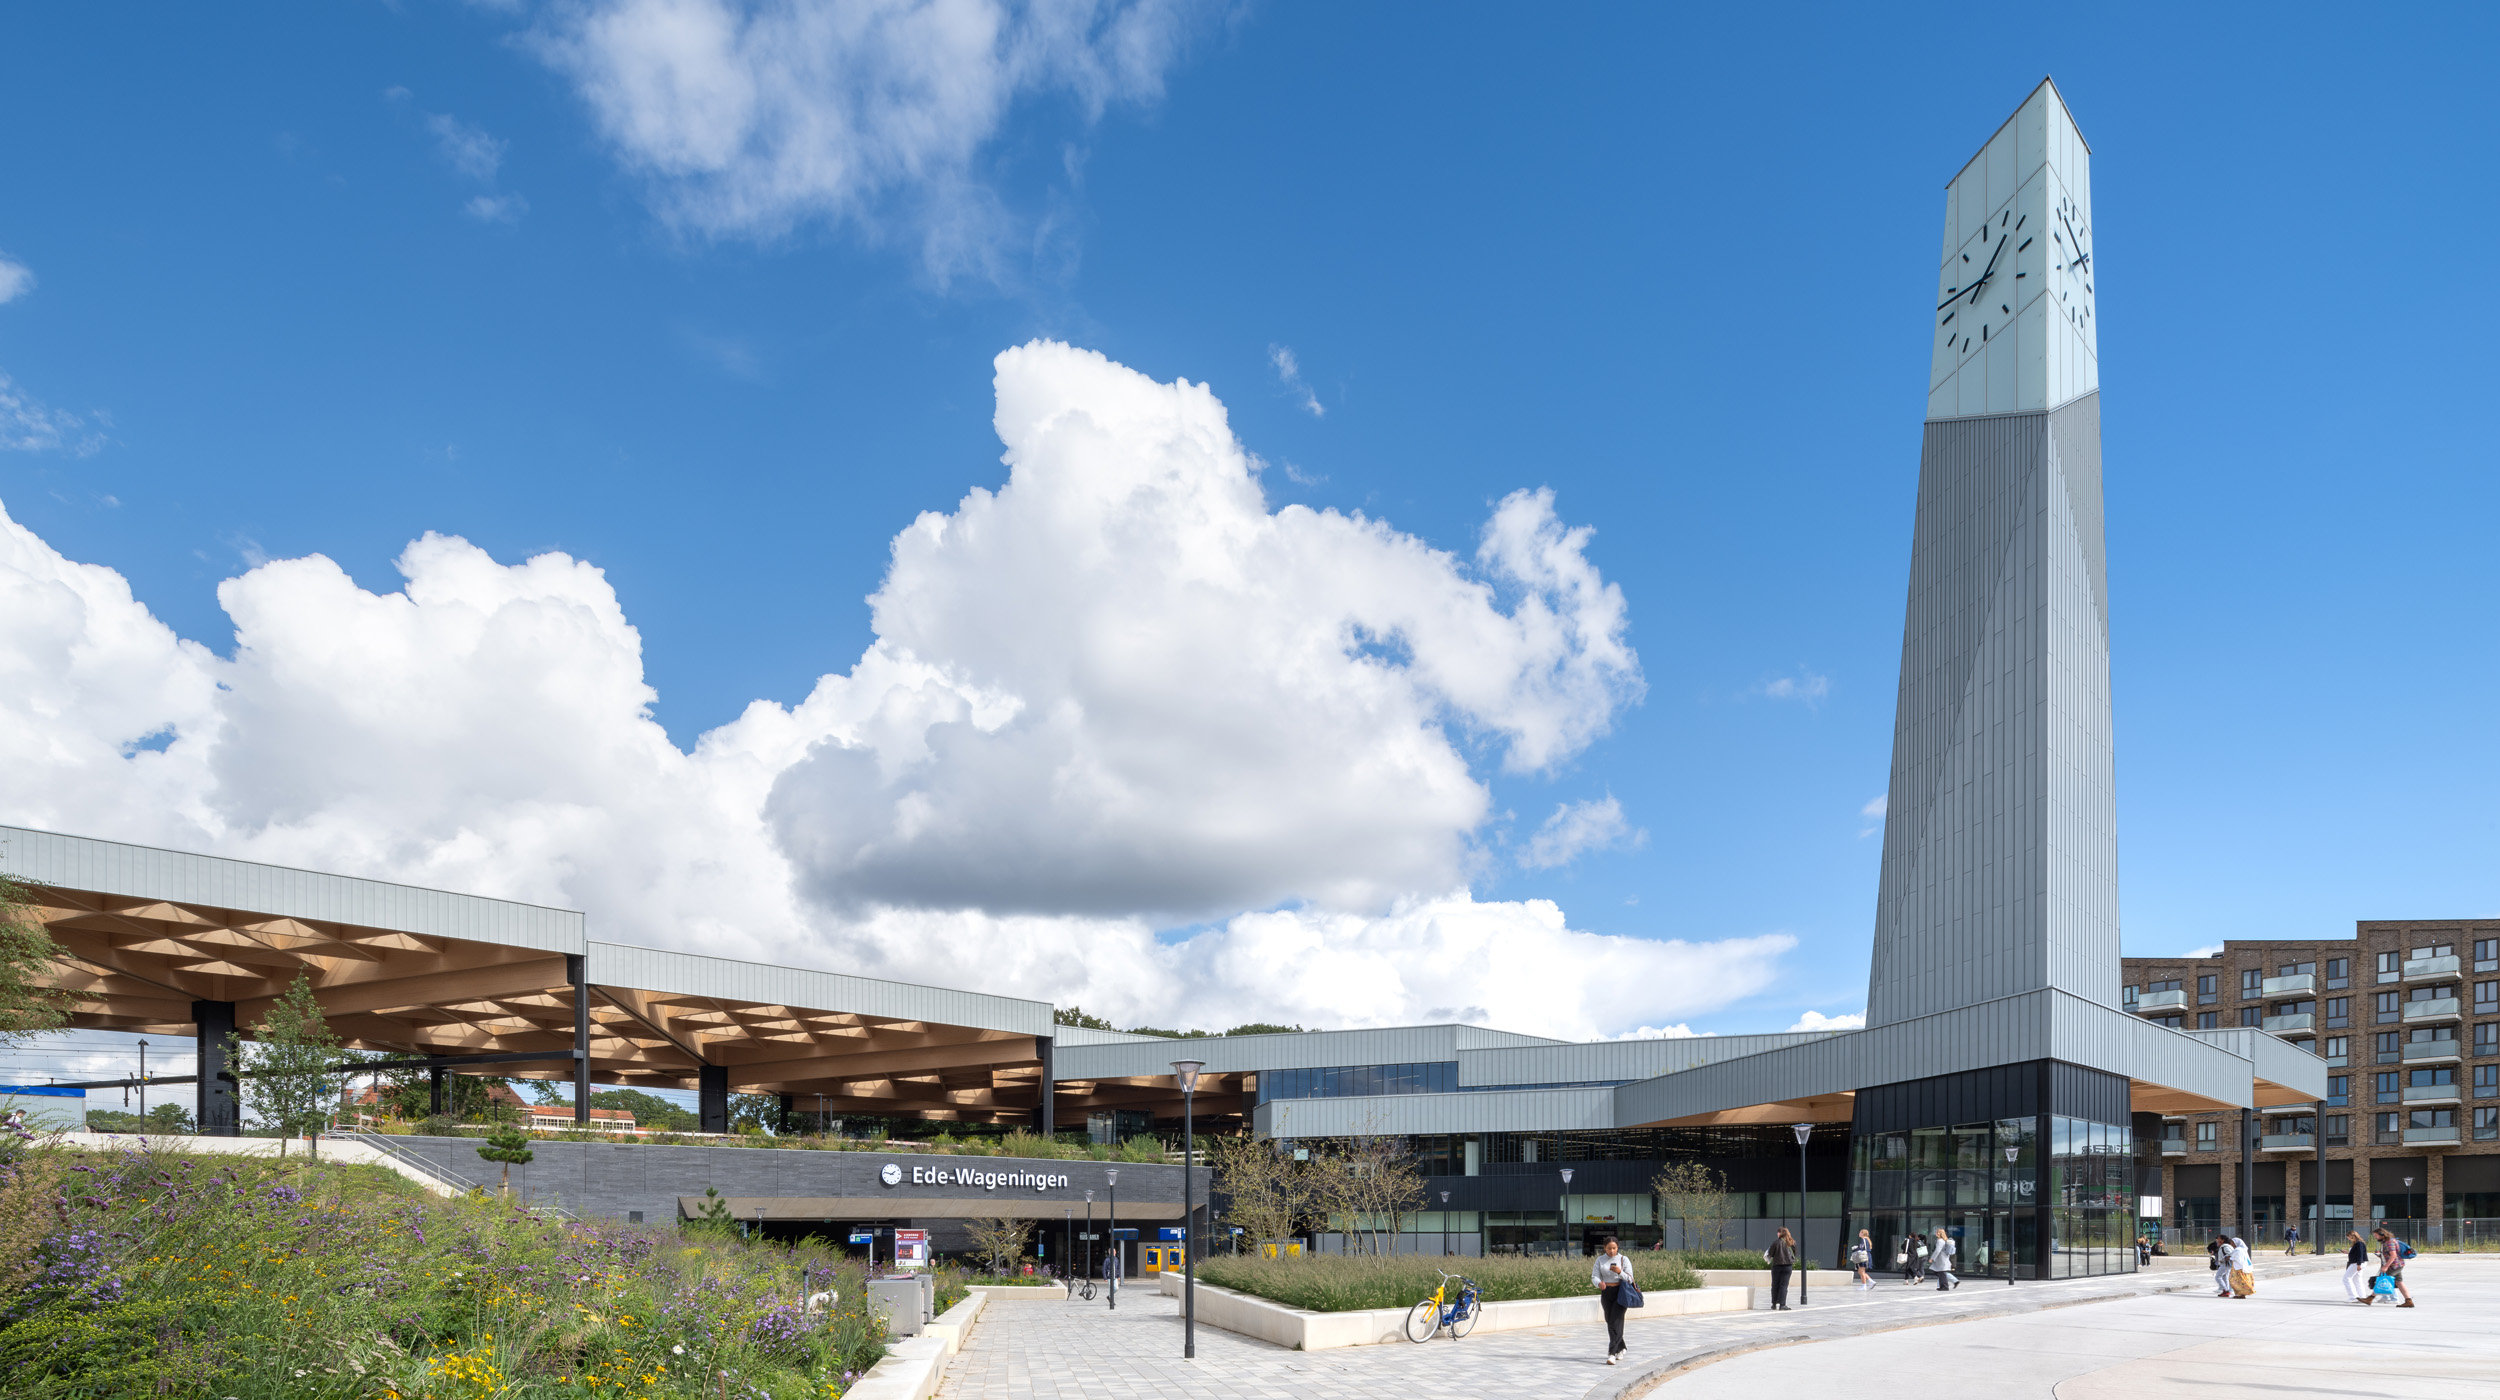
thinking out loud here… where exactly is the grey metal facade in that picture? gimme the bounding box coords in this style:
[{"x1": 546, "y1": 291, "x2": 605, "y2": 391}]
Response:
[
  {"x1": 1254, "y1": 1087, "x2": 1618, "y2": 1139},
  {"x1": 1865, "y1": 393, "x2": 2121, "y2": 1028}
]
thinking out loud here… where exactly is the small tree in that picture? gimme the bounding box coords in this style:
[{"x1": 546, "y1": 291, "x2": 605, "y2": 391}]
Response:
[
  {"x1": 688, "y1": 1185, "x2": 738, "y2": 1238},
  {"x1": 477, "y1": 1126, "x2": 535, "y2": 1196},
  {"x1": 235, "y1": 972, "x2": 342, "y2": 1159},
  {"x1": 1206, "y1": 1133, "x2": 1306, "y2": 1253},
  {"x1": 963, "y1": 1216, "x2": 1030, "y2": 1275},
  {"x1": 0, "y1": 875, "x2": 72, "y2": 1045},
  {"x1": 1652, "y1": 1161, "x2": 1735, "y2": 1254}
]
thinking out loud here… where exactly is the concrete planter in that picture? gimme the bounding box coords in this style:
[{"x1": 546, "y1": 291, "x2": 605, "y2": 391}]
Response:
[
  {"x1": 850, "y1": 1291, "x2": 986, "y2": 1400},
  {"x1": 1693, "y1": 1268, "x2": 1860, "y2": 1305},
  {"x1": 1153, "y1": 1272, "x2": 1749, "y2": 1350},
  {"x1": 964, "y1": 1282, "x2": 1068, "y2": 1301}
]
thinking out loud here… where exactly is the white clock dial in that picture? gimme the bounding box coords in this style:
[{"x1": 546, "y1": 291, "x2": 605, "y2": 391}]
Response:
[
  {"x1": 2052, "y1": 191, "x2": 2094, "y2": 332},
  {"x1": 1936, "y1": 204, "x2": 2032, "y2": 366}
]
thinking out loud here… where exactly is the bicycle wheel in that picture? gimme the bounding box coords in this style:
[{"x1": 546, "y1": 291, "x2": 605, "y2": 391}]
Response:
[
  {"x1": 1404, "y1": 1298, "x2": 1441, "y2": 1343},
  {"x1": 1078, "y1": 1278, "x2": 1096, "y2": 1301},
  {"x1": 1449, "y1": 1295, "x2": 1480, "y2": 1338}
]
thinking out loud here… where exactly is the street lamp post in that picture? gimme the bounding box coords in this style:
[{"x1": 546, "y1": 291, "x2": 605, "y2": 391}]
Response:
[
  {"x1": 1063, "y1": 1208, "x2": 1073, "y2": 1283},
  {"x1": 137, "y1": 1040, "x2": 149, "y2": 1126},
  {"x1": 2003, "y1": 1144, "x2": 2020, "y2": 1286},
  {"x1": 1559, "y1": 1167, "x2": 1575, "y2": 1258},
  {"x1": 1083, "y1": 1189, "x2": 1095, "y2": 1297},
  {"x1": 1106, "y1": 1168, "x2": 1119, "y2": 1311},
  {"x1": 1440, "y1": 1190, "x2": 1452, "y2": 1258},
  {"x1": 1792, "y1": 1123, "x2": 1812, "y2": 1307},
  {"x1": 2405, "y1": 1176, "x2": 2416, "y2": 1233},
  {"x1": 1172, "y1": 1059, "x2": 1204, "y2": 1361}
]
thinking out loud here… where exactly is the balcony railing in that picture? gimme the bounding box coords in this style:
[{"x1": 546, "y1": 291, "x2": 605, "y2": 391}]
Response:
[
  {"x1": 2403, "y1": 1125, "x2": 2462, "y2": 1146},
  {"x1": 2401, "y1": 1084, "x2": 2461, "y2": 1105},
  {"x1": 2403, "y1": 955, "x2": 2461, "y2": 982},
  {"x1": 2136, "y1": 989, "x2": 2190, "y2": 1013},
  {"x1": 2402, "y1": 1040, "x2": 2462, "y2": 1064},
  {"x1": 2259, "y1": 1133, "x2": 2314, "y2": 1152},
  {"x1": 2403, "y1": 997, "x2": 2462, "y2": 1023},
  {"x1": 2262, "y1": 973, "x2": 2316, "y2": 997},
  {"x1": 2262, "y1": 1013, "x2": 2314, "y2": 1034},
  {"x1": 2159, "y1": 1138, "x2": 2188, "y2": 1156}
]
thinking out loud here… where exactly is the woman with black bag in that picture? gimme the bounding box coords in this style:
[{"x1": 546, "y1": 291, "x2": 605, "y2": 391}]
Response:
[
  {"x1": 1767, "y1": 1227, "x2": 1798, "y2": 1310},
  {"x1": 1592, "y1": 1236, "x2": 1637, "y2": 1364}
]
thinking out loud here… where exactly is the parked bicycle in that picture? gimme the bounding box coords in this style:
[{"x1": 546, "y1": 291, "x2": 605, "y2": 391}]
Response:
[
  {"x1": 1074, "y1": 1275, "x2": 1097, "y2": 1302},
  {"x1": 1403, "y1": 1269, "x2": 1481, "y2": 1342}
]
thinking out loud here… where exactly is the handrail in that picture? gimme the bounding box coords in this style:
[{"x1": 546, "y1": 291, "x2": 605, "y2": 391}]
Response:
[{"x1": 337, "y1": 1129, "x2": 581, "y2": 1220}]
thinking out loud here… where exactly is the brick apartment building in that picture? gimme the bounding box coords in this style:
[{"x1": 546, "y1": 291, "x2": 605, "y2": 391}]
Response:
[{"x1": 2121, "y1": 921, "x2": 2500, "y2": 1237}]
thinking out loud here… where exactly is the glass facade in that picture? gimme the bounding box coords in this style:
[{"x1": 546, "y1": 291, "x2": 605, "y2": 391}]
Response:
[
  {"x1": 1847, "y1": 1114, "x2": 2135, "y2": 1279},
  {"x1": 1253, "y1": 1061, "x2": 1457, "y2": 1103}
]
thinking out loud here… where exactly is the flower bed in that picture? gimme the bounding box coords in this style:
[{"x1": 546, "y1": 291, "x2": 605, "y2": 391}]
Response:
[
  {"x1": 0, "y1": 1138, "x2": 889, "y2": 1398},
  {"x1": 1193, "y1": 1254, "x2": 1700, "y2": 1313}
]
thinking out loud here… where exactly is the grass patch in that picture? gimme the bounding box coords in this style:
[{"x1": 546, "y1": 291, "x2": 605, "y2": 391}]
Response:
[
  {"x1": 1195, "y1": 1254, "x2": 1699, "y2": 1313},
  {"x1": 0, "y1": 1138, "x2": 891, "y2": 1398}
]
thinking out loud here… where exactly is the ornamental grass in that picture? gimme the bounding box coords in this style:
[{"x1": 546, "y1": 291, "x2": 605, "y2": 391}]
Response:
[
  {"x1": 0, "y1": 1132, "x2": 891, "y2": 1399},
  {"x1": 1193, "y1": 1253, "x2": 1700, "y2": 1313}
]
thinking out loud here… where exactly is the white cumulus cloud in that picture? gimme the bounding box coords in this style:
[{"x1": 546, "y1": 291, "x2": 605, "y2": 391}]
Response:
[
  {"x1": 0, "y1": 253, "x2": 33, "y2": 305},
  {"x1": 0, "y1": 341, "x2": 1797, "y2": 1040},
  {"x1": 531, "y1": 0, "x2": 1203, "y2": 276},
  {"x1": 1517, "y1": 795, "x2": 1641, "y2": 871},
  {"x1": 1786, "y1": 1010, "x2": 1864, "y2": 1033}
]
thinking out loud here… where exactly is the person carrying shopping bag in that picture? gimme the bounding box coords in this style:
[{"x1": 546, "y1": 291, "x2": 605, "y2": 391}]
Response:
[
  {"x1": 1592, "y1": 1236, "x2": 1637, "y2": 1364},
  {"x1": 1930, "y1": 1228, "x2": 1958, "y2": 1291},
  {"x1": 2225, "y1": 1234, "x2": 2256, "y2": 1298},
  {"x1": 1850, "y1": 1229, "x2": 1876, "y2": 1291}
]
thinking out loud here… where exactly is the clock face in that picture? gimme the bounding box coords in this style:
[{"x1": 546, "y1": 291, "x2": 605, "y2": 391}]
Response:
[
  {"x1": 1936, "y1": 204, "x2": 2033, "y2": 367},
  {"x1": 880, "y1": 1162, "x2": 903, "y2": 1186},
  {"x1": 2051, "y1": 191, "x2": 2094, "y2": 333}
]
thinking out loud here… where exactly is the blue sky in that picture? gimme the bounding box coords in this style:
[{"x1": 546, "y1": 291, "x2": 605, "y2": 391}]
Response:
[{"x1": 2, "y1": 1, "x2": 2496, "y2": 1067}]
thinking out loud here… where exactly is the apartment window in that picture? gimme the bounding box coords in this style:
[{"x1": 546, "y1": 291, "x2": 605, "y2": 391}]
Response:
[
  {"x1": 2476, "y1": 1064, "x2": 2498, "y2": 1099},
  {"x1": 2477, "y1": 982, "x2": 2499, "y2": 1015},
  {"x1": 2414, "y1": 943, "x2": 2455, "y2": 961},
  {"x1": 2325, "y1": 996, "x2": 2351, "y2": 1028},
  {"x1": 2280, "y1": 961, "x2": 2316, "y2": 978},
  {"x1": 2239, "y1": 1007, "x2": 2263, "y2": 1028},
  {"x1": 2408, "y1": 1108, "x2": 2456, "y2": 1130},
  {"x1": 2198, "y1": 974, "x2": 2218, "y2": 1005},
  {"x1": 2267, "y1": 1114, "x2": 2313, "y2": 1136},
  {"x1": 2327, "y1": 1074, "x2": 2349, "y2": 1107},
  {"x1": 2477, "y1": 1023, "x2": 2498, "y2": 1056},
  {"x1": 2476, "y1": 939, "x2": 2499, "y2": 973},
  {"x1": 2241, "y1": 968, "x2": 2264, "y2": 996},
  {"x1": 2149, "y1": 978, "x2": 2182, "y2": 994},
  {"x1": 2412, "y1": 984, "x2": 2457, "y2": 1006},
  {"x1": 2123, "y1": 984, "x2": 2138, "y2": 1007},
  {"x1": 2377, "y1": 1031, "x2": 2403, "y2": 1063},
  {"x1": 2325, "y1": 1114, "x2": 2349, "y2": 1146},
  {"x1": 2198, "y1": 1012, "x2": 2219, "y2": 1030},
  {"x1": 2154, "y1": 1015, "x2": 2184, "y2": 1030},
  {"x1": 2478, "y1": 1106, "x2": 2500, "y2": 1141},
  {"x1": 2194, "y1": 1121, "x2": 2216, "y2": 1148},
  {"x1": 2377, "y1": 991, "x2": 2404, "y2": 1023},
  {"x1": 2376, "y1": 1112, "x2": 2402, "y2": 1143},
  {"x1": 2378, "y1": 951, "x2": 2402, "y2": 984},
  {"x1": 2408, "y1": 1067, "x2": 2457, "y2": 1088},
  {"x1": 2325, "y1": 1035, "x2": 2349, "y2": 1064},
  {"x1": 2326, "y1": 957, "x2": 2350, "y2": 990},
  {"x1": 2376, "y1": 1071, "x2": 2401, "y2": 1101},
  {"x1": 2277, "y1": 999, "x2": 2316, "y2": 1018}
]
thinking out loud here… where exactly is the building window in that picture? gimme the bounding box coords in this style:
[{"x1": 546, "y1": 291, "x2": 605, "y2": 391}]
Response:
[
  {"x1": 2377, "y1": 1032, "x2": 2403, "y2": 1063},
  {"x1": 2155, "y1": 1014, "x2": 2183, "y2": 1029},
  {"x1": 2412, "y1": 984, "x2": 2457, "y2": 1008},
  {"x1": 2408, "y1": 1108, "x2": 2455, "y2": 1130},
  {"x1": 2280, "y1": 960, "x2": 2316, "y2": 978},
  {"x1": 2408, "y1": 1067, "x2": 2456, "y2": 1088},
  {"x1": 2477, "y1": 1023, "x2": 2498, "y2": 1056},
  {"x1": 2325, "y1": 1114, "x2": 2349, "y2": 1146},
  {"x1": 2123, "y1": 984, "x2": 2138, "y2": 1007},
  {"x1": 2327, "y1": 1074, "x2": 2349, "y2": 1107},
  {"x1": 2325, "y1": 996, "x2": 2351, "y2": 1028},
  {"x1": 2477, "y1": 1107, "x2": 2499, "y2": 1141},
  {"x1": 2476, "y1": 1064, "x2": 2498, "y2": 1099},
  {"x1": 1254, "y1": 1061, "x2": 1459, "y2": 1103},
  {"x1": 2241, "y1": 968, "x2": 2263, "y2": 996},
  {"x1": 2239, "y1": 1007, "x2": 2263, "y2": 1028},
  {"x1": 2325, "y1": 1035, "x2": 2349, "y2": 1064},
  {"x1": 2378, "y1": 951, "x2": 2402, "y2": 984},
  {"x1": 2477, "y1": 982, "x2": 2499, "y2": 1015},
  {"x1": 2476, "y1": 939, "x2": 2499, "y2": 974},
  {"x1": 2376, "y1": 1071, "x2": 2401, "y2": 1102},
  {"x1": 2198, "y1": 1012, "x2": 2219, "y2": 1030},
  {"x1": 2267, "y1": 1114, "x2": 2313, "y2": 1137},
  {"x1": 2195, "y1": 1121, "x2": 2216, "y2": 1148},
  {"x1": 2377, "y1": 991, "x2": 2404, "y2": 1024},
  {"x1": 2149, "y1": 978, "x2": 2182, "y2": 994},
  {"x1": 2326, "y1": 957, "x2": 2350, "y2": 990},
  {"x1": 2414, "y1": 943, "x2": 2455, "y2": 961},
  {"x1": 2198, "y1": 974, "x2": 2218, "y2": 1005},
  {"x1": 2376, "y1": 1112, "x2": 2402, "y2": 1143}
]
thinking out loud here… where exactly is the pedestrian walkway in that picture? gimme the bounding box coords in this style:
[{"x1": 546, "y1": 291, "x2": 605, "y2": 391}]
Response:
[
  {"x1": 1647, "y1": 1256, "x2": 2499, "y2": 1400},
  {"x1": 932, "y1": 1253, "x2": 2348, "y2": 1400}
]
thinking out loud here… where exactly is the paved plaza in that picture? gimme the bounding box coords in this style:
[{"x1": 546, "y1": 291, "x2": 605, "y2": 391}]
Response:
[{"x1": 931, "y1": 1251, "x2": 2427, "y2": 1400}]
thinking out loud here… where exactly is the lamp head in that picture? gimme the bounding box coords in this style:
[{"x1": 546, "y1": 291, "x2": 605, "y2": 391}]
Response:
[
  {"x1": 1440, "y1": 1190, "x2": 1451, "y2": 1202},
  {"x1": 1105, "y1": 1168, "x2": 1118, "y2": 1185},
  {"x1": 2004, "y1": 1145, "x2": 2019, "y2": 1163},
  {"x1": 1560, "y1": 1167, "x2": 1575, "y2": 1185},
  {"x1": 1171, "y1": 1059, "x2": 1205, "y2": 1093},
  {"x1": 1792, "y1": 1122, "x2": 1813, "y2": 1146}
]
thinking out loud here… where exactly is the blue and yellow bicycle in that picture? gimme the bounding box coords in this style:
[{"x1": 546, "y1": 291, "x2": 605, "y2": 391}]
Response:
[{"x1": 1404, "y1": 1269, "x2": 1481, "y2": 1342}]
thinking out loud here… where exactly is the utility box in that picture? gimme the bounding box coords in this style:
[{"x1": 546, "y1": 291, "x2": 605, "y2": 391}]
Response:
[{"x1": 867, "y1": 1276, "x2": 927, "y2": 1337}]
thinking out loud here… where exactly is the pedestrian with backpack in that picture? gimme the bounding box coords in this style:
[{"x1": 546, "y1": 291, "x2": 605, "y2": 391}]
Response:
[
  {"x1": 1850, "y1": 1229, "x2": 1876, "y2": 1291},
  {"x1": 2372, "y1": 1227, "x2": 2416, "y2": 1308},
  {"x1": 1899, "y1": 1232, "x2": 1926, "y2": 1285}
]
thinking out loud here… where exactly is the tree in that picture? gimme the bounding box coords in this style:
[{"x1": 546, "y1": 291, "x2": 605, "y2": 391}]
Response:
[
  {"x1": 963, "y1": 1216, "x2": 1029, "y2": 1275},
  {"x1": 688, "y1": 1185, "x2": 738, "y2": 1238},
  {"x1": 728, "y1": 1092, "x2": 783, "y2": 1135},
  {"x1": 1652, "y1": 1161, "x2": 1735, "y2": 1254},
  {"x1": 0, "y1": 874, "x2": 72, "y2": 1045},
  {"x1": 476, "y1": 1127, "x2": 535, "y2": 1195},
  {"x1": 235, "y1": 972, "x2": 342, "y2": 1159},
  {"x1": 1053, "y1": 1006, "x2": 1116, "y2": 1031},
  {"x1": 1206, "y1": 1133, "x2": 1307, "y2": 1253},
  {"x1": 1307, "y1": 1129, "x2": 1423, "y2": 1255},
  {"x1": 86, "y1": 1103, "x2": 195, "y2": 1135},
  {"x1": 1221, "y1": 1022, "x2": 1311, "y2": 1036}
]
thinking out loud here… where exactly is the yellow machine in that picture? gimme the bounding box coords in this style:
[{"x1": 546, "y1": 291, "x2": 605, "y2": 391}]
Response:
[{"x1": 1141, "y1": 1245, "x2": 1186, "y2": 1274}]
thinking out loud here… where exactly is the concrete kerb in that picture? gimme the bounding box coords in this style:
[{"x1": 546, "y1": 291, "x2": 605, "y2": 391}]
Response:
[
  {"x1": 1150, "y1": 1269, "x2": 1750, "y2": 1351},
  {"x1": 854, "y1": 1290, "x2": 989, "y2": 1400},
  {"x1": 1580, "y1": 1253, "x2": 2351, "y2": 1400}
]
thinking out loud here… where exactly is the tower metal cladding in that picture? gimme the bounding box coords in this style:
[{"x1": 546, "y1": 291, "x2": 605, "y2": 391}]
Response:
[{"x1": 1865, "y1": 79, "x2": 2119, "y2": 1028}]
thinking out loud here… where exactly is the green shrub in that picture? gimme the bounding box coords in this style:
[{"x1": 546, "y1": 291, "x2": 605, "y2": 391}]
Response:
[
  {"x1": 1195, "y1": 1254, "x2": 1699, "y2": 1313},
  {"x1": 1676, "y1": 1249, "x2": 1824, "y2": 1270}
]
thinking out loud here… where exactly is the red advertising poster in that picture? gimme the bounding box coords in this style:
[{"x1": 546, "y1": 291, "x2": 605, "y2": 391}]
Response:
[{"x1": 894, "y1": 1229, "x2": 930, "y2": 1270}]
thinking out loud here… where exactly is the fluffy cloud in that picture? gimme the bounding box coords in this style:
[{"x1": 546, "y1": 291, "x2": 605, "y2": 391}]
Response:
[
  {"x1": 426, "y1": 112, "x2": 508, "y2": 182},
  {"x1": 0, "y1": 253, "x2": 32, "y2": 305},
  {"x1": 1785, "y1": 1010, "x2": 1864, "y2": 1033},
  {"x1": 1517, "y1": 795, "x2": 1640, "y2": 871},
  {"x1": 0, "y1": 341, "x2": 1797, "y2": 1039},
  {"x1": 532, "y1": 0, "x2": 1201, "y2": 273}
]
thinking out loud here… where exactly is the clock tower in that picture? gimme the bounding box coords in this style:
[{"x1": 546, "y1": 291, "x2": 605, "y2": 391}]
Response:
[{"x1": 1866, "y1": 78, "x2": 2119, "y2": 1027}]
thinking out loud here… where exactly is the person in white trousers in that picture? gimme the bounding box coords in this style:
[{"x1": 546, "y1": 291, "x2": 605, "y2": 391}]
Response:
[
  {"x1": 2341, "y1": 1231, "x2": 2370, "y2": 1303},
  {"x1": 1930, "y1": 1228, "x2": 1958, "y2": 1290}
]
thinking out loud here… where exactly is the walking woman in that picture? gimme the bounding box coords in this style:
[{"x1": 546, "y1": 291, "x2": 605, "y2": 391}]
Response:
[
  {"x1": 1930, "y1": 1227, "x2": 1959, "y2": 1291},
  {"x1": 1850, "y1": 1228, "x2": 1876, "y2": 1291},
  {"x1": 2371, "y1": 1227, "x2": 2415, "y2": 1308},
  {"x1": 1901, "y1": 1230, "x2": 1927, "y2": 1285},
  {"x1": 1767, "y1": 1227, "x2": 1798, "y2": 1310},
  {"x1": 2342, "y1": 1230, "x2": 2370, "y2": 1304},
  {"x1": 1592, "y1": 1235, "x2": 1635, "y2": 1364}
]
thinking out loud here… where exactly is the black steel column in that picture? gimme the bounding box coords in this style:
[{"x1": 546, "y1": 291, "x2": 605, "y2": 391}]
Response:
[
  {"x1": 567, "y1": 954, "x2": 591, "y2": 1126},
  {"x1": 2314, "y1": 1100, "x2": 2326, "y2": 1253},
  {"x1": 2035, "y1": 1059, "x2": 2054, "y2": 1281},
  {"x1": 699, "y1": 1063, "x2": 729, "y2": 1134},
  {"x1": 777, "y1": 1094, "x2": 794, "y2": 1135},
  {"x1": 193, "y1": 1000, "x2": 238, "y2": 1137},
  {"x1": 2238, "y1": 1107, "x2": 2255, "y2": 1238},
  {"x1": 1038, "y1": 1035, "x2": 1055, "y2": 1135},
  {"x1": 429, "y1": 1065, "x2": 446, "y2": 1117}
]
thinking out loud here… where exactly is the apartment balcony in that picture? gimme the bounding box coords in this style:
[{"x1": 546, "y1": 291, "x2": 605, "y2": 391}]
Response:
[
  {"x1": 2403, "y1": 955, "x2": 2461, "y2": 983},
  {"x1": 2401, "y1": 1083, "x2": 2461, "y2": 1107},
  {"x1": 2402, "y1": 1039, "x2": 2462, "y2": 1065},
  {"x1": 2136, "y1": 989, "x2": 2190, "y2": 1014},
  {"x1": 2403, "y1": 1125, "x2": 2462, "y2": 1146},
  {"x1": 2159, "y1": 1138, "x2": 2189, "y2": 1157},
  {"x1": 2263, "y1": 1013, "x2": 2315, "y2": 1035},
  {"x1": 2403, "y1": 997, "x2": 2463, "y2": 1025},
  {"x1": 2262, "y1": 973, "x2": 2316, "y2": 997},
  {"x1": 2259, "y1": 1133, "x2": 2314, "y2": 1152}
]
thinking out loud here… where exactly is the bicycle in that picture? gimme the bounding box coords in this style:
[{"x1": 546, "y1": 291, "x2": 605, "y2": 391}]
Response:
[
  {"x1": 1074, "y1": 1275, "x2": 1097, "y2": 1302},
  {"x1": 1403, "y1": 1269, "x2": 1481, "y2": 1342}
]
